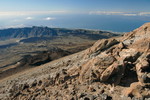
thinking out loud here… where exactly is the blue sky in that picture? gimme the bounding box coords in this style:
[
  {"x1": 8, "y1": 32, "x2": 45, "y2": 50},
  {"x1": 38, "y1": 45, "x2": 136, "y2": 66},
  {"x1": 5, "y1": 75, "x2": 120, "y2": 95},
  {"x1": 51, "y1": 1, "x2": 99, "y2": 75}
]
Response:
[
  {"x1": 0, "y1": 0, "x2": 150, "y2": 31},
  {"x1": 1, "y1": 0, "x2": 150, "y2": 12}
]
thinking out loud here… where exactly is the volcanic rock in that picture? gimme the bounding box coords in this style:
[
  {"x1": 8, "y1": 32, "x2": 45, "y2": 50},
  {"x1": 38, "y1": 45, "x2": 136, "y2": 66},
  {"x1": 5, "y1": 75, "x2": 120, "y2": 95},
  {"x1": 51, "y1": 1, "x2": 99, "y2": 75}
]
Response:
[{"x1": 0, "y1": 23, "x2": 150, "y2": 99}]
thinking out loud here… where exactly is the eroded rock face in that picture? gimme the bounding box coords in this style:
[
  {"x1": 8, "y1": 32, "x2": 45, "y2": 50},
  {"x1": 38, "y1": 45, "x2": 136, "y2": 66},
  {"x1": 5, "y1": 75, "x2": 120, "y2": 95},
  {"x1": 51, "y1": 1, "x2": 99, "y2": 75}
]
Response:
[
  {"x1": 75, "y1": 23, "x2": 150, "y2": 98},
  {"x1": 1, "y1": 23, "x2": 150, "y2": 100},
  {"x1": 136, "y1": 53, "x2": 150, "y2": 86}
]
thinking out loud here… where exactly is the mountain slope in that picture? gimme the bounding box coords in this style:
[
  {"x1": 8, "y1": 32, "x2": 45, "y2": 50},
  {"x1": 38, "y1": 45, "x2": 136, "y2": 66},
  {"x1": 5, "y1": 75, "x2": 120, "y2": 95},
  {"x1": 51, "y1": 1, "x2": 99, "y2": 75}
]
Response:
[
  {"x1": 0, "y1": 27, "x2": 118, "y2": 79},
  {"x1": 0, "y1": 23, "x2": 150, "y2": 100}
]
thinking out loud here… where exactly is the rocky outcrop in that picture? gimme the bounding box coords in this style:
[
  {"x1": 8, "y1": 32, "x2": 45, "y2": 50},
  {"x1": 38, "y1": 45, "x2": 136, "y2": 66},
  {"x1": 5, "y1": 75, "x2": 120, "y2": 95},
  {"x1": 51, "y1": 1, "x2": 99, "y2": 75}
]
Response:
[
  {"x1": 19, "y1": 47, "x2": 70, "y2": 66},
  {"x1": 73, "y1": 23, "x2": 150, "y2": 99},
  {"x1": 77, "y1": 23, "x2": 150, "y2": 98},
  {"x1": 85, "y1": 38, "x2": 119, "y2": 57}
]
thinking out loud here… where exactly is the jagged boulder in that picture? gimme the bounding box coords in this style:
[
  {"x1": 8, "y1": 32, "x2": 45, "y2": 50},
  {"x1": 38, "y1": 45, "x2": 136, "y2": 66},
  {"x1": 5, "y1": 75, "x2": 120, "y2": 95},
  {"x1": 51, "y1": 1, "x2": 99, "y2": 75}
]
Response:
[{"x1": 85, "y1": 38, "x2": 119, "y2": 57}]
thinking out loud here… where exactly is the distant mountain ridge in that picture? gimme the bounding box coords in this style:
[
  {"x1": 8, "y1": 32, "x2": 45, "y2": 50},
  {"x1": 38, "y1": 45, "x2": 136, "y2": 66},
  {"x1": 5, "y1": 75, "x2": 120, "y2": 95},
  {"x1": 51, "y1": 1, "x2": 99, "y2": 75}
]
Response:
[{"x1": 0, "y1": 26, "x2": 118, "y2": 40}]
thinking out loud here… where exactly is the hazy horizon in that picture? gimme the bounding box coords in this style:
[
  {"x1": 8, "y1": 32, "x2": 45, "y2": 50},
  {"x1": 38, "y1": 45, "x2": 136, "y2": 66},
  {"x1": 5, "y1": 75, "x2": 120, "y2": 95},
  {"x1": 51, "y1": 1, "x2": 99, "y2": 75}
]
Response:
[{"x1": 0, "y1": 0, "x2": 150, "y2": 32}]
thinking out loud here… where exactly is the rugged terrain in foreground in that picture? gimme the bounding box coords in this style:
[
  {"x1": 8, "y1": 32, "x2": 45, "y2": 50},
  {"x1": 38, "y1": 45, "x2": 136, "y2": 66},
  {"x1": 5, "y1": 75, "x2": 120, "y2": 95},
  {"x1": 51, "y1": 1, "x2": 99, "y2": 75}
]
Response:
[{"x1": 0, "y1": 23, "x2": 150, "y2": 100}]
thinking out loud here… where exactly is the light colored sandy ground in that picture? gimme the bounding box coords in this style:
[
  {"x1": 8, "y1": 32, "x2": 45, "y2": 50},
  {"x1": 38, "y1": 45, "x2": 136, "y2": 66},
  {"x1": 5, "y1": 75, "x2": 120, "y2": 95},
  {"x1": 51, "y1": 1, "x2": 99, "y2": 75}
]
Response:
[{"x1": 0, "y1": 39, "x2": 23, "y2": 45}]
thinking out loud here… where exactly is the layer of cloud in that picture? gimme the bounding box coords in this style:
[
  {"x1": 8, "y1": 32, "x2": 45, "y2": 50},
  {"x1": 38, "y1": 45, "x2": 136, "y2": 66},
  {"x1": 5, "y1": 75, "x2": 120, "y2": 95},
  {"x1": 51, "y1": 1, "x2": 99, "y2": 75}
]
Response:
[
  {"x1": 89, "y1": 11, "x2": 150, "y2": 16},
  {"x1": 0, "y1": 10, "x2": 68, "y2": 16},
  {"x1": 43, "y1": 17, "x2": 55, "y2": 20},
  {"x1": 0, "y1": 24, "x2": 26, "y2": 29},
  {"x1": 25, "y1": 17, "x2": 34, "y2": 20},
  {"x1": 138, "y1": 12, "x2": 150, "y2": 16}
]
